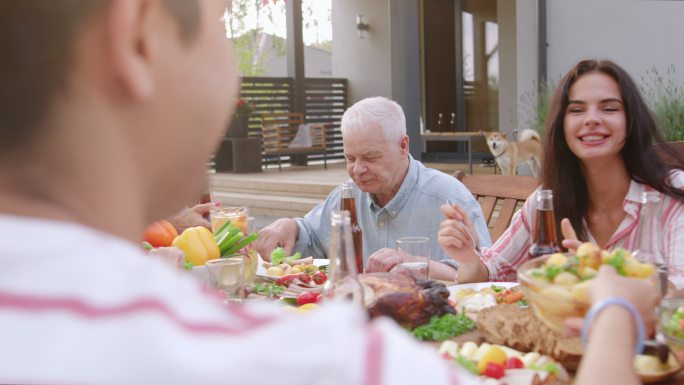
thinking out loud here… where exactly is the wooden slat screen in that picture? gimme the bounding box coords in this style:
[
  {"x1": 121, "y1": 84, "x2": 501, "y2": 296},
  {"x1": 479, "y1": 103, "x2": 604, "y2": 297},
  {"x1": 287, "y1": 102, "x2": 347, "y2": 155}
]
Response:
[
  {"x1": 237, "y1": 77, "x2": 347, "y2": 167},
  {"x1": 304, "y1": 78, "x2": 347, "y2": 164}
]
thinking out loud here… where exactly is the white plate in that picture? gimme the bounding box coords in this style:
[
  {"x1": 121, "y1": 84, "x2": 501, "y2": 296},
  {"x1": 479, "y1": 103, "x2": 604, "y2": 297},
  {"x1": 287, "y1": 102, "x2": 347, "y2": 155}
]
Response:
[
  {"x1": 447, "y1": 282, "x2": 519, "y2": 301},
  {"x1": 256, "y1": 258, "x2": 329, "y2": 280}
]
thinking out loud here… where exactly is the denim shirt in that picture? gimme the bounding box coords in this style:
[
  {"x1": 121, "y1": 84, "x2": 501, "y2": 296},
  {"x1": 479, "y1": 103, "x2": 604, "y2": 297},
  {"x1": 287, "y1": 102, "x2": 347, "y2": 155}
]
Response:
[{"x1": 294, "y1": 156, "x2": 492, "y2": 266}]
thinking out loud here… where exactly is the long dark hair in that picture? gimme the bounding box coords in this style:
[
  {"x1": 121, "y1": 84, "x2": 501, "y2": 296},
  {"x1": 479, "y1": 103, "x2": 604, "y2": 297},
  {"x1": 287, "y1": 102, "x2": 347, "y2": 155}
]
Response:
[{"x1": 542, "y1": 59, "x2": 684, "y2": 241}]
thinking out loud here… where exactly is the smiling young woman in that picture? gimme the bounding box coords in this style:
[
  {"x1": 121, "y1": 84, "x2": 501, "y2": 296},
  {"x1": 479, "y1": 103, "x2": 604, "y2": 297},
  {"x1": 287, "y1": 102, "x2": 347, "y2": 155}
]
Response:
[
  {"x1": 543, "y1": 60, "x2": 684, "y2": 244},
  {"x1": 439, "y1": 59, "x2": 684, "y2": 289}
]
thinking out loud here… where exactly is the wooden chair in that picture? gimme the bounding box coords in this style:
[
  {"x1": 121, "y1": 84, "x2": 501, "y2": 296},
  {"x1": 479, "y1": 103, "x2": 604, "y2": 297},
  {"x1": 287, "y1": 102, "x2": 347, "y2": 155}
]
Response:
[
  {"x1": 261, "y1": 112, "x2": 328, "y2": 171},
  {"x1": 454, "y1": 142, "x2": 681, "y2": 242},
  {"x1": 453, "y1": 170, "x2": 539, "y2": 242}
]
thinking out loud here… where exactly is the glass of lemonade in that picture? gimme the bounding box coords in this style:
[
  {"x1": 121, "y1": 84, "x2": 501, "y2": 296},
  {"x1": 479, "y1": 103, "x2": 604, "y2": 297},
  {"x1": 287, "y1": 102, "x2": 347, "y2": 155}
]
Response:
[
  {"x1": 393, "y1": 237, "x2": 431, "y2": 280},
  {"x1": 210, "y1": 206, "x2": 249, "y2": 234},
  {"x1": 206, "y1": 257, "x2": 245, "y2": 303},
  {"x1": 221, "y1": 251, "x2": 257, "y2": 287}
]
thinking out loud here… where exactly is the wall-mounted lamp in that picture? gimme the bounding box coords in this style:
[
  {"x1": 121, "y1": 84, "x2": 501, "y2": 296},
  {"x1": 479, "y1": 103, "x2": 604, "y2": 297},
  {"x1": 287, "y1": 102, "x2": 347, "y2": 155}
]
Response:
[{"x1": 356, "y1": 14, "x2": 369, "y2": 39}]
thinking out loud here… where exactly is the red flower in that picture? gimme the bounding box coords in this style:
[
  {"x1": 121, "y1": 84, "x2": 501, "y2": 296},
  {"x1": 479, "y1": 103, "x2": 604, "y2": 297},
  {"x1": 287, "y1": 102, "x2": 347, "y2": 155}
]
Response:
[{"x1": 234, "y1": 98, "x2": 254, "y2": 118}]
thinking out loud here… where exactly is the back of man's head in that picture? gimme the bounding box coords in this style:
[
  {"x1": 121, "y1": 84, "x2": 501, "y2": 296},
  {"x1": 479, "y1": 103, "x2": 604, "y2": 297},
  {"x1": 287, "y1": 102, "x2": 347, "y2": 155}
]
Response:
[
  {"x1": 340, "y1": 96, "x2": 406, "y2": 143},
  {"x1": 0, "y1": 0, "x2": 199, "y2": 155}
]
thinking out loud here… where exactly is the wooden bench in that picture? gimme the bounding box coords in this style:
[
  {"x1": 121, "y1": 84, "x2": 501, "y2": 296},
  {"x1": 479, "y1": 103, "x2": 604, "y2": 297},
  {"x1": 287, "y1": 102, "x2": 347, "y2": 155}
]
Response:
[
  {"x1": 261, "y1": 113, "x2": 328, "y2": 171},
  {"x1": 453, "y1": 170, "x2": 539, "y2": 242}
]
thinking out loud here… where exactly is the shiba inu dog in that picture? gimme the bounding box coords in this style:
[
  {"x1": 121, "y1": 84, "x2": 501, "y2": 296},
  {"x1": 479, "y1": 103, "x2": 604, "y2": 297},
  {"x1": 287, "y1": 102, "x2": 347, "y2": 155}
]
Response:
[{"x1": 481, "y1": 129, "x2": 542, "y2": 177}]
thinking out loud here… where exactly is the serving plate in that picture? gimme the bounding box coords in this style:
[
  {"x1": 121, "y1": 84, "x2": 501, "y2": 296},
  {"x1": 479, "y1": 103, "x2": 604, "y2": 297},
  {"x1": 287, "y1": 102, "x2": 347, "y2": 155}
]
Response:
[
  {"x1": 637, "y1": 353, "x2": 682, "y2": 384},
  {"x1": 448, "y1": 282, "x2": 519, "y2": 300},
  {"x1": 256, "y1": 258, "x2": 329, "y2": 280}
]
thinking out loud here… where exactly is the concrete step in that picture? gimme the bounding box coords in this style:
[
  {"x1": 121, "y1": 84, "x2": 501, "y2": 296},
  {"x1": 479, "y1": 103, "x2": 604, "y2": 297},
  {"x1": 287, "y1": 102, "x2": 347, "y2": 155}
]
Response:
[
  {"x1": 210, "y1": 173, "x2": 341, "y2": 199},
  {"x1": 212, "y1": 191, "x2": 323, "y2": 219}
]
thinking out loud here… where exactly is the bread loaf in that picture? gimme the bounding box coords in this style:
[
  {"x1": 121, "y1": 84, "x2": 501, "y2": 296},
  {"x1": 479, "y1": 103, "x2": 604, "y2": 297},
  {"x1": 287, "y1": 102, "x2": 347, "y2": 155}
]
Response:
[{"x1": 476, "y1": 304, "x2": 583, "y2": 370}]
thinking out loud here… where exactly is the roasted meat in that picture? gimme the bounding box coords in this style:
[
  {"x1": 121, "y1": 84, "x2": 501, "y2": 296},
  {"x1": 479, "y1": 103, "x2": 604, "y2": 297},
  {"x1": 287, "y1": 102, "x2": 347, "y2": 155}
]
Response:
[{"x1": 359, "y1": 272, "x2": 455, "y2": 329}]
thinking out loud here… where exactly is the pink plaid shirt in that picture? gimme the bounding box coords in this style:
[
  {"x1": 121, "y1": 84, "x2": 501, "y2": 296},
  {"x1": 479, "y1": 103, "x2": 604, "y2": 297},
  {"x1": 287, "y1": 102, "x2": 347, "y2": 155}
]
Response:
[{"x1": 480, "y1": 170, "x2": 684, "y2": 288}]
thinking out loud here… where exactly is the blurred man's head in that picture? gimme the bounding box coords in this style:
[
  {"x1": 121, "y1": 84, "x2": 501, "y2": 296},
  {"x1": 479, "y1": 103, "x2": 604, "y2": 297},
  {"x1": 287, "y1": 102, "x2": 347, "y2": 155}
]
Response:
[
  {"x1": 0, "y1": 0, "x2": 237, "y2": 238},
  {"x1": 341, "y1": 97, "x2": 410, "y2": 205}
]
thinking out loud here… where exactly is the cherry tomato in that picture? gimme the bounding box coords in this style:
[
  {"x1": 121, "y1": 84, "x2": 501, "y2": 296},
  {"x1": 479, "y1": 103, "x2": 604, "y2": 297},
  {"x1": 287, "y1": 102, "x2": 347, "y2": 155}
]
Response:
[
  {"x1": 313, "y1": 270, "x2": 327, "y2": 285},
  {"x1": 680, "y1": 318, "x2": 684, "y2": 331},
  {"x1": 297, "y1": 273, "x2": 312, "y2": 284},
  {"x1": 483, "y1": 363, "x2": 505, "y2": 379},
  {"x1": 504, "y1": 357, "x2": 524, "y2": 369},
  {"x1": 296, "y1": 291, "x2": 320, "y2": 306}
]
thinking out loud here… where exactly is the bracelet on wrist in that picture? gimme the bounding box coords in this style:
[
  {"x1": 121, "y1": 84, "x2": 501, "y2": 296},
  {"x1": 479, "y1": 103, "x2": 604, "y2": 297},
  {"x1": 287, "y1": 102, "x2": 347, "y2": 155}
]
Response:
[{"x1": 580, "y1": 296, "x2": 645, "y2": 356}]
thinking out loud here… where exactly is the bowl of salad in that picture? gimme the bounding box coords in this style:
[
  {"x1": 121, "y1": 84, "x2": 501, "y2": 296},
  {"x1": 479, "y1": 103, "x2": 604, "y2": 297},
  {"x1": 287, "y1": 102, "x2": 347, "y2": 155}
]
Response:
[
  {"x1": 518, "y1": 243, "x2": 656, "y2": 333},
  {"x1": 659, "y1": 298, "x2": 684, "y2": 364}
]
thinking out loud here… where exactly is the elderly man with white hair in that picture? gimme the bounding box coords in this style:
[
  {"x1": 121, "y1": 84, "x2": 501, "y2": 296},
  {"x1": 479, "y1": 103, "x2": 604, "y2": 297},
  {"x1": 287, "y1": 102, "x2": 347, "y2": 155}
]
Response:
[{"x1": 256, "y1": 96, "x2": 491, "y2": 281}]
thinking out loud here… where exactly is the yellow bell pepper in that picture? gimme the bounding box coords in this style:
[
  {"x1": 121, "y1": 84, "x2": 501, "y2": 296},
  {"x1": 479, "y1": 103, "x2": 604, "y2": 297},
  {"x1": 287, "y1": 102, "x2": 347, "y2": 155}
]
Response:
[{"x1": 172, "y1": 226, "x2": 219, "y2": 266}]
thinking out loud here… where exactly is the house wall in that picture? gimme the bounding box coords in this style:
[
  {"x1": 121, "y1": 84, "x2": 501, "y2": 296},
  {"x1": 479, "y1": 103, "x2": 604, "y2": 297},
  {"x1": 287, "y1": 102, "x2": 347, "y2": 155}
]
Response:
[
  {"x1": 497, "y1": 0, "x2": 518, "y2": 134},
  {"x1": 546, "y1": 0, "x2": 684, "y2": 87},
  {"x1": 332, "y1": 0, "x2": 392, "y2": 103},
  {"x1": 497, "y1": 0, "x2": 538, "y2": 135}
]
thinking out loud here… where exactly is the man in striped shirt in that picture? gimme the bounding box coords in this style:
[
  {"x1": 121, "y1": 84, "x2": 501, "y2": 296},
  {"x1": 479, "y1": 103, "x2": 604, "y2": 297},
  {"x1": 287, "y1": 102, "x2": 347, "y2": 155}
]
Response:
[
  {"x1": 0, "y1": 1, "x2": 474, "y2": 384},
  {"x1": 0, "y1": 2, "x2": 657, "y2": 385}
]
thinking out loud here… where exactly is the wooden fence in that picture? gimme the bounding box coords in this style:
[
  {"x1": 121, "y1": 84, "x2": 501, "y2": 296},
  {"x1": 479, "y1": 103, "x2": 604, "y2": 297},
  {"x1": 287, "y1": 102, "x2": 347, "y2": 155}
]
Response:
[{"x1": 238, "y1": 76, "x2": 348, "y2": 167}]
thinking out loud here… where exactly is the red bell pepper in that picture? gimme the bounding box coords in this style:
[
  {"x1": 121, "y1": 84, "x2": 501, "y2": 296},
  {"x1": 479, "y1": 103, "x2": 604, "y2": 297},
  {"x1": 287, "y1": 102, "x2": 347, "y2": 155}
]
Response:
[
  {"x1": 143, "y1": 220, "x2": 179, "y2": 248},
  {"x1": 296, "y1": 291, "x2": 320, "y2": 306}
]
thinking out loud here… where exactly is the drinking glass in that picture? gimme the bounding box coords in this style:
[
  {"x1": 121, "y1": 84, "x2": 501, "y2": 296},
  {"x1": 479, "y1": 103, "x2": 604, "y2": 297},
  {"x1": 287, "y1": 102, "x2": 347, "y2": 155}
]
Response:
[
  {"x1": 206, "y1": 257, "x2": 245, "y2": 303},
  {"x1": 394, "y1": 237, "x2": 431, "y2": 280},
  {"x1": 210, "y1": 206, "x2": 249, "y2": 234}
]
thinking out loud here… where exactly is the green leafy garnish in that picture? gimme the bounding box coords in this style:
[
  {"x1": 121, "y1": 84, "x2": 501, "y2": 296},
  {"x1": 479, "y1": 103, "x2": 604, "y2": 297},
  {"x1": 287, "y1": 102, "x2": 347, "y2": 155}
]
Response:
[
  {"x1": 664, "y1": 309, "x2": 684, "y2": 339},
  {"x1": 531, "y1": 362, "x2": 559, "y2": 375},
  {"x1": 284, "y1": 252, "x2": 302, "y2": 263},
  {"x1": 567, "y1": 255, "x2": 580, "y2": 267},
  {"x1": 411, "y1": 312, "x2": 476, "y2": 341},
  {"x1": 271, "y1": 247, "x2": 287, "y2": 266},
  {"x1": 544, "y1": 265, "x2": 563, "y2": 282},
  {"x1": 141, "y1": 241, "x2": 153, "y2": 251},
  {"x1": 252, "y1": 282, "x2": 285, "y2": 297},
  {"x1": 606, "y1": 249, "x2": 627, "y2": 276},
  {"x1": 516, "y1": 299, "x2": 528, "y2": 306},
  {"x1": 491, "y1": 285, "x2": 505, "y2": 293},
  {"x1": 183, "y1": 261, "x2": 195, "y2": 271},
  {"x1": 280, "y1": 297, "x2": 298, "y2": 306},
  {"x1": 454, "y1": 354, "x2": 479, "y2": 375}
]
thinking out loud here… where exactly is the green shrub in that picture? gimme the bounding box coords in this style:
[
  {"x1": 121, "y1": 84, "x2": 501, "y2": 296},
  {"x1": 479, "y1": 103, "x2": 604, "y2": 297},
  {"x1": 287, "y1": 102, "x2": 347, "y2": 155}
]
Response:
[
  {"x1": 640, "y1": 66, "x2": 684, "y2": 142},
  {"x1": 519, "y1": 79, "x2": 556, "y2": 138}
]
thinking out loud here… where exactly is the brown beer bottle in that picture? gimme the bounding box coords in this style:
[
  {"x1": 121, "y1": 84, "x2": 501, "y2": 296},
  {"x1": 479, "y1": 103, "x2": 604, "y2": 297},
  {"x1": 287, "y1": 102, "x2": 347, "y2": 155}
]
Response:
[
  {"x1": 340, "y1": 181, "x2": 364, "y2": 273},
  {"x1": 529, "y1": 189, "x2": 561, "y2": 258}
]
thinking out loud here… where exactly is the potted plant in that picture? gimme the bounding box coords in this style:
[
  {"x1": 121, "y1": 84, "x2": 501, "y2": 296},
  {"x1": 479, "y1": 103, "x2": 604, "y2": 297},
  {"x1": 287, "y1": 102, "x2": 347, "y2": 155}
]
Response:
[{"x1": 227, "y1": 98, "x2": 254, "y2": 138}]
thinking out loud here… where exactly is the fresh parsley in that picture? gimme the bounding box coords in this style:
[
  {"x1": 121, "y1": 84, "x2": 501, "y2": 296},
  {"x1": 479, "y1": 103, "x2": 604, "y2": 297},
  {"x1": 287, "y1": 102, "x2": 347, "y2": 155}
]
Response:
[
  {"x1": 252, "y1": 282, "x2": 285, "y2": 297},
  {"x1": 183, "y1": 261, "x2": 195, "y2": 271},
  {"x1": 411, "y1": 312, "x2": 476, "y2": 341}
]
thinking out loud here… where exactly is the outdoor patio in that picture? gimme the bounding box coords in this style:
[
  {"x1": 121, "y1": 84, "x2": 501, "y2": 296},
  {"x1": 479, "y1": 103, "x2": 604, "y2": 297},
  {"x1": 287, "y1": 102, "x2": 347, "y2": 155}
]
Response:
[{"x1": 210, "y1": 159, "x2": 500, "y2": 229}]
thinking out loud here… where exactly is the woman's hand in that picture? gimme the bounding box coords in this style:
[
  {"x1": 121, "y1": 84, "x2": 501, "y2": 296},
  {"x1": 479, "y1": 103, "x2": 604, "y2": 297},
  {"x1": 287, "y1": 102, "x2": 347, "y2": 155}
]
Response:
[
  {"x1": 563, "y1": 265, "x2": 660, "y2": 337},
  {"x1": 560, "y1": 218, "x2": 581, "y2": 252},
  {"x1": 438, "y1": 203, "x2": 479, "y2": 260},
  {"x1": 438, "y1": 203, "x2": 488, "y2": 283},
  {"x1": 168, "y1": 203, "x2": 215, "y2": 234}
]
